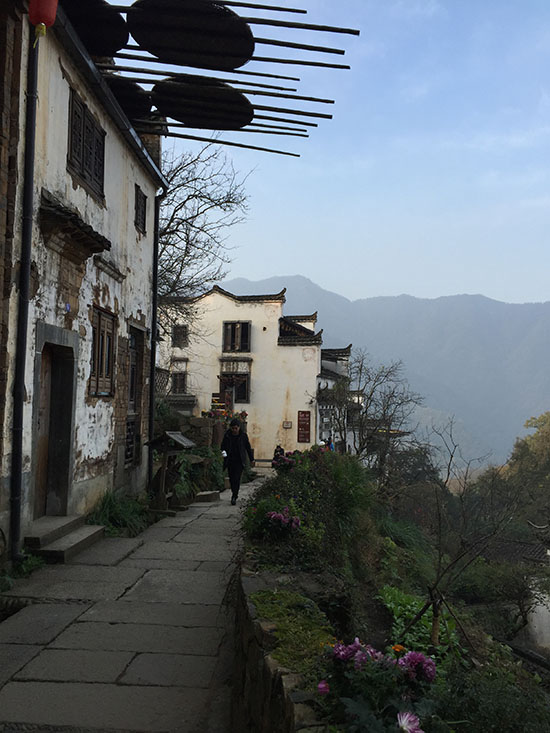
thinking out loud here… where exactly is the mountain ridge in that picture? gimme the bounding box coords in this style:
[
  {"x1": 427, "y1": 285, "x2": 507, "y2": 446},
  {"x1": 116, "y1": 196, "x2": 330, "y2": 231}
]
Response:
[{"x1": 223, "y1": 275, "x2": 550, "y2": 463}]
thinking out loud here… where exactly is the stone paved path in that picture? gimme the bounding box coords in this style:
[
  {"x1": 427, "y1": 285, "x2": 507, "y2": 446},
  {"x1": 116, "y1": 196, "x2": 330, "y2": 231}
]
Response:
[{"x1": 0, "y1": 478, "x2": 263, "y2": 732}]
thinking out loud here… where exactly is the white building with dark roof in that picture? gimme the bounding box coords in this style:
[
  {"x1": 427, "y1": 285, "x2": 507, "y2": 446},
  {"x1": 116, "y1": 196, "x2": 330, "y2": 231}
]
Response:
[{"x1": 159, "y1": 285, "x2": 331, "y2": 459}]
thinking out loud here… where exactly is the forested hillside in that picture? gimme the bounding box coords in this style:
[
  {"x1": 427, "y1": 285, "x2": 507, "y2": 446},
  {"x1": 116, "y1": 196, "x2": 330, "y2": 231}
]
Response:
[{"x1": 224, "y1": 275, "x2": 550, "y2": 463}]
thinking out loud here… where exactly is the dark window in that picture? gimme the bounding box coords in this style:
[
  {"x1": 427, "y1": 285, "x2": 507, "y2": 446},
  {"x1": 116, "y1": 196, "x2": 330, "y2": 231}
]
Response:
[
  {"x1": 90, "y1": 308, "x2": 116, "y2": 396},
  {"x1": 135, "y1": 184, "x2": 147, "y2": 233},
  {"x1": 220, "y1": 373, "x2": 250, "y2": 404},
  {"x1": 126, "y1": 328, "x2": 143, "y2": 466},
  {"x1": 223, "y1": 322, "x2": 251, "y2": 352},
  {"x1": 68, "y1": 89, "x2": 105, "y2": 197},
  {"x1": 171, "y1": 372, "x2": 187, "y2": 394},
  {"x1": 125, "y1": 417, "x2": 140, "y2": 465},
  {"x1": 172, "y1": 325, "x2": 189, "y2": 348}
]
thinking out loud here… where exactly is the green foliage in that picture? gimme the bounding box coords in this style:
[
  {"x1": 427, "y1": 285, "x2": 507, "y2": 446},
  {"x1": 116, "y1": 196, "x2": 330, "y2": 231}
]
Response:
[
  {"x1": 12, "y1": 551, "x2": 45, "y2": 578},
  {"x1": 250, "y1": 589, "x2": 335, "y2": 683},
  {"x1": 243, "y1": 493, "x2": 326, "y2": 571},
  {"x1": 320, "y1": 638, "x2": 439, "y2": 732},
  {"x1": 0, "y1": 551, "x2": 45, "y2": 592},
  {"x1": 88, "y1": 491, "x2": 150, "y2": 537},
  {"x1": 154, "y1": 399, "x2": 180, "y2": 432},
  {"x1": 173, "y1": 447, "x2": 225, "y2": 499},
  {"x1": 245, "y1": 448, "x2": 374, "y2": 570},
  {"x1": 433, "y1": 661, "x2": 550, "y2": 732},
  {"x1": 378, "y1": 586, "x2": 461, "y2": 655}
]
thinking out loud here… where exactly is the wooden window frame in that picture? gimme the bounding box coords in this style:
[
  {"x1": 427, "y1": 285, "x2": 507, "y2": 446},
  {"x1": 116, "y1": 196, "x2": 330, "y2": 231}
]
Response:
[
  {"x1": 171, "y1": 324, "x2": 189, "y2": 348},
  {"x1": 222, "y1": 321, "x2": 251, "y2": 353},
  {"x1": 134, "y1": 184, "x2": 147, "y2": 234},
  {"x1": 90, "y1": 307, "x2": 116, "y2": 397},
  {"x1": 171, "y1": 372, "x2": 187, "y2": 394},
  {"x1": 220, "y1": 373, "x2": 250, "y2": 404},
  {"x1": 68, "y1": 89, "x2": 105, "y2": 198}
]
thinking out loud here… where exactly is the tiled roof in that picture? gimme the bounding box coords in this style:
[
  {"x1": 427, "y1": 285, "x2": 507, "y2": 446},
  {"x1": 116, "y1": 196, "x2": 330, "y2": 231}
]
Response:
[
  {"x1": 161, "y1": 284, "x2": 287, "y2": 305},
  {"x1": 286, "y1": 312, "x2": 318, "y2": 323},
  {"x1": 278, "y1": 317, "x2": 323, "y2": 346},
  {"x1": 322, "y1": 345, "x2": 352, "y2": 360},
  {"x1": 319, "y1": 367, "x2": 343, "y2": 381}
]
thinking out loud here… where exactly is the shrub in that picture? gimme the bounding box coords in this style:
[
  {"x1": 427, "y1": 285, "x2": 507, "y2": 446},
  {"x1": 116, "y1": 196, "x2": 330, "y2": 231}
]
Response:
[
  {"x1": 88, "y1": 491, "x2": 150, "y2": 537},
  {"x1": 378, "y1": 586, "x2": 461, "y2": 656},
  {"x1": 245, "y1": 448, "x2": 374, "y2": 569},
  {"x1": 319, "y1": 638, "x2": 438, "y2": 732}
]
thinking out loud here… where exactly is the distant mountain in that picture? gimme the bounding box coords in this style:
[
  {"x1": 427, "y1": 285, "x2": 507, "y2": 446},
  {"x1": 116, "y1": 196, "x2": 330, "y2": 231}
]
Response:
[{"x1": 223, "y1": 275, "x2": 550, "y2": 464}]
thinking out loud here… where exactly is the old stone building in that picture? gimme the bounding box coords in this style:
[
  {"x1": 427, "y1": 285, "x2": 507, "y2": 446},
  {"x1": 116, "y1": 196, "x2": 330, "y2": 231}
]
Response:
[
  {"x1": 0, "y1": 2, "x2": 165, "y2": 559},
  {"x1": 158, "y1": 285, "x2": 350, "y2": 460}
]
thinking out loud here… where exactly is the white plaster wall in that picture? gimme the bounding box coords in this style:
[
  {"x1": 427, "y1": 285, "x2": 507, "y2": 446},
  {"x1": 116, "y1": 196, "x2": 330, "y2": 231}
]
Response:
[
  {"x1": 159, "y1": 291, "x2": 320, "y2": 460},
  {"x1": 2, "y1": 25, "x2": 159, "y2": 531}
]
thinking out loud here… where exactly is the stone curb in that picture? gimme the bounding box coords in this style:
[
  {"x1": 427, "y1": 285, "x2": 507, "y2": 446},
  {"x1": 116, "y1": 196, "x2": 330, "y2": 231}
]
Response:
[{"x1": 232, "y1": 566, "x2": 329, "y2": 733}]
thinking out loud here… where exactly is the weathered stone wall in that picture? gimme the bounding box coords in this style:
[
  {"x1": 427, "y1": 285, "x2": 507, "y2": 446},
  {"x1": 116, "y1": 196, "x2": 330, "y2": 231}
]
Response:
[
  {"x1": 232, "y1": 569, "x2": 328, "y2": 733},
  {"x1": 0, "y1": 1, "x2": 23, "y2": 558}
]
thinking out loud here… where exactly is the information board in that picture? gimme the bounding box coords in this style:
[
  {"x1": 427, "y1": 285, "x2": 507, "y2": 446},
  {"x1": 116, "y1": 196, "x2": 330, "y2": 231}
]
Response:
[{"x1": 297, "y1": 410, "x2": 311, "y2": 443}]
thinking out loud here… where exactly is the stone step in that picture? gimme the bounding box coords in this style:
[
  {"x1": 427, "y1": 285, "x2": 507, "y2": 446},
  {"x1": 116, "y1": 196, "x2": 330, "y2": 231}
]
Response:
[
  {"x1": 195, "y1": 491, "x2": 220, "y2": 503},
  {"x1": 24, "y1": 515, "x2": 85, "y2": 549},
  {"x1": 33, "y1": 524, "x2": 105, "y2": 563}
]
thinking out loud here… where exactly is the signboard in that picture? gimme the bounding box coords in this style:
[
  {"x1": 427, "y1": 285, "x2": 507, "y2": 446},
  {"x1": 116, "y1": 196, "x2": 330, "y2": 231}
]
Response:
[
  {"x1": 282, "y1": 421, "x2": 292, "y2": 429},
  {"x1": 297, "y1": 411, "x2": 311, "y2": 443}
]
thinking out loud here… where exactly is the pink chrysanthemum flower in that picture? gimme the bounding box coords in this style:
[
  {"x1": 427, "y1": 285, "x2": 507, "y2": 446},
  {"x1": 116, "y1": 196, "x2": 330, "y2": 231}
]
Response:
[
  {"x1": 317, "y1": 680, "x2": 330, "y2": 696},
  {"x1": 397, "y1": 711, "x2": 424, "y2": 733}
]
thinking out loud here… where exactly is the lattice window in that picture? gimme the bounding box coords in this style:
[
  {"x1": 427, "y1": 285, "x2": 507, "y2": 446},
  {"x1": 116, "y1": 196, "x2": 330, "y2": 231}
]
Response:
[
  {"x1": 135, "y1": 184, "x2": 147, "y2": 233},
  {"x1": 68, "y1": 89, "x2": 105, "y2": 197},
  {"x1": 220, "y1": 373, "x2": 250, "y2": 404},
  {"x1": 171, "y1": 372, "x2": 187, "y2": 394},
  {"x1": 90, "y1": 308, "x2": 116, "y2": 396},
  {"x1": 222, "y1": 322, "x2": 251, "y2": 352},
  {"x1": 125, "y1": 417, "x2": 140, "y2": 465},
  {"x1": 171, "y1": 324, "x2": 189, "y2": 348}
]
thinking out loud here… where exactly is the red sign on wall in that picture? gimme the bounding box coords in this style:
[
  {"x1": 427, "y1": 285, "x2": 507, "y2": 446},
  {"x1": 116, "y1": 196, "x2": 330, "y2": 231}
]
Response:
[{"x1": 297, "y1": 411, "x2": 311, "y2": 443}]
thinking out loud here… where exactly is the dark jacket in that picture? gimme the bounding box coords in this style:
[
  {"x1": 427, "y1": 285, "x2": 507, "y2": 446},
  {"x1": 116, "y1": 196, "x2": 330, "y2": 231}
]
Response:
[{"x1": 221, "y1": 429, "x2": 254, "y2": 468}]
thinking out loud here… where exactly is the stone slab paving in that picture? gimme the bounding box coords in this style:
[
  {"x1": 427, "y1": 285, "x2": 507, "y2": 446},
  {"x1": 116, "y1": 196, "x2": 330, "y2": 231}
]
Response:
[
  {"x1": 121, "y1": 569, "x2": 228, "y2": 605},
  {"x1": 0, "y1": 644, "x2": 41, "y2": 687},
  {"x1": 120, "y1": 652, "x2": 218, "y2": 688},
  {"x1": 50, "y1": 621, "x2": 224, "y2": 655},
  {"x1": 79, "y1": 600, "x2": 226, "y2": 627},
  {"x1": 118, "y1": 557, "x2": 201, "y2": 571},
  {"x1": 0, "y1": 477, "x2": 264, "y2": 731},
  {"x1": 67, "y1": 537, "x2": 144, "y2": 565},
  {"x1": 14, "y1": 649, "x2": 134, "y2": 683},
  {"x1": 0, "y1": 603, "x2": 89, "y2": 645},
  {"x1": 0, "y1": 682, "x2": 210, "y2": 731}
]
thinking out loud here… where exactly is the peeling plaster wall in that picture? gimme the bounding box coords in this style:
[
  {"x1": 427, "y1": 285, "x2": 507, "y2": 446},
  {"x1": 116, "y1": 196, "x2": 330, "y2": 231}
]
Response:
[
  {"x1": 159, "y1": 292, "x2": 321, "y2": 460},
  {"x1": 0, "y1": 22, "x2": 159, "y2": 545}
]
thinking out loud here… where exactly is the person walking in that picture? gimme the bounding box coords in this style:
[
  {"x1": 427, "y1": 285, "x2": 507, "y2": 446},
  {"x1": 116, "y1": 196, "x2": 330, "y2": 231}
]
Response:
[{"x1": 221, "y1": 418, "x2": 254, "y2": 505}]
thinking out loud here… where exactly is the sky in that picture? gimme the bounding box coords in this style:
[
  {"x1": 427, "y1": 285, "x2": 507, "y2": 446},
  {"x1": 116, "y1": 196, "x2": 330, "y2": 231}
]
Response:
[{"x1": 111, "y1": 1, "x2": 550, "y2": 304}]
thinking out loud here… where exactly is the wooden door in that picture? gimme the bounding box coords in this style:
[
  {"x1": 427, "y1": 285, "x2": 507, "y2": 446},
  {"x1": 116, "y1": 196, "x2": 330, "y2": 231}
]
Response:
[{"x1": 35, "y1": 345, "x2": 52, "y2": 517}]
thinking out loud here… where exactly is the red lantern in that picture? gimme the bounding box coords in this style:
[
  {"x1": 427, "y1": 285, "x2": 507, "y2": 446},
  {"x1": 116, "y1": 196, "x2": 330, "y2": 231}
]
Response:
[{"x1": 29, "y1": 0, "x2": 59, "y2": 28}]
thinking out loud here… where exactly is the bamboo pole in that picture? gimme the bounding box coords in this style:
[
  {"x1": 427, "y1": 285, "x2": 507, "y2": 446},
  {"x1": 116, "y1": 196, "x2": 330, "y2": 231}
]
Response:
[
  {"x1": 100, "y1": 62, "x2": 298, "y2": 91},
  {"x1": 119, "y1": 49, "x2": 301, "y2": 81},
  {"x1": 109, "y1": 2, "x2": 308, "y2": 15},
  {"x1": 254, "y1": 37, "x2": 345, "y2": 56},
  {"x1": 134, "y1": 118, "x2": 308, "y2": 138},
  {"x1": 254, "y1": 113, "x2": 317, "y2": 127},
  {"x1": 99, "y1": 67, "x2": 334, "y2": 105},
  {"x1": 240, "y1": 16, "x2": 360, "y2": 36},
  {"x1": 157, "y1": 131, "x2": 300, "y2": 157}
]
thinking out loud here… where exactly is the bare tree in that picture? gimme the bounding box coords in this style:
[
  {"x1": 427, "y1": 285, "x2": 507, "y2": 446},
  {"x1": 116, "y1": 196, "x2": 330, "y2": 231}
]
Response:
[
  {"x1": 320, "y1": 349, "x2": 422, "y2": 479},
  {"x1": 158, "y1": 143, "x2": 249, "y2": 299}
]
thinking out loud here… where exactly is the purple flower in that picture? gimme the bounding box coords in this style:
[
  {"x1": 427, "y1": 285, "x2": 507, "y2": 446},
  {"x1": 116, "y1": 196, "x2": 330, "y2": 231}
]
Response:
[
  {"x1": 317, "y1": 680, "x2": 330, "y2": 696},
  {"x1": 397, "y1": 711, "x2": 424, "y2": 733},
  {"x1": 398, "y1": 652, "x2": 436, "y2": 683}
]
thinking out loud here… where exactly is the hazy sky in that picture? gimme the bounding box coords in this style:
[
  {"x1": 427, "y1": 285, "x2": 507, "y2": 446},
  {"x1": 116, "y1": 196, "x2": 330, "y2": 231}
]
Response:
[{"x1": 112, "y1": 1, "x2": 550, "y2": 303}]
